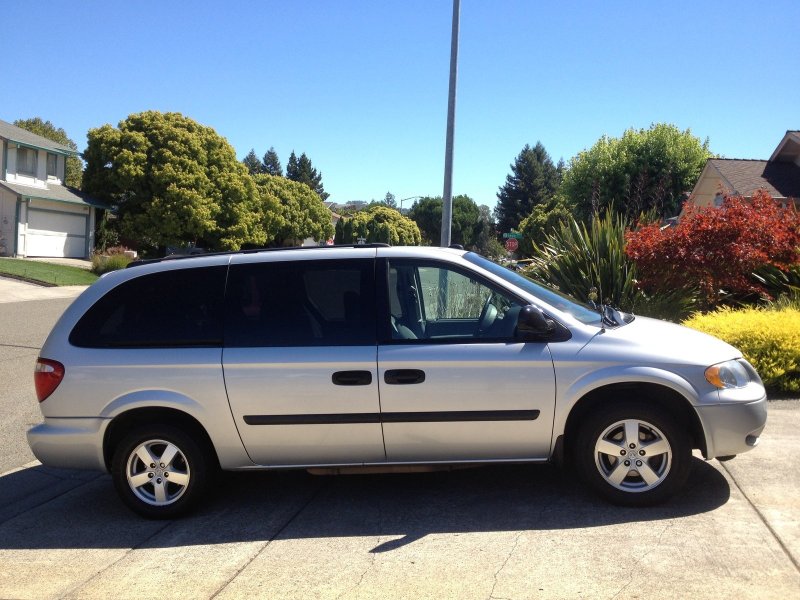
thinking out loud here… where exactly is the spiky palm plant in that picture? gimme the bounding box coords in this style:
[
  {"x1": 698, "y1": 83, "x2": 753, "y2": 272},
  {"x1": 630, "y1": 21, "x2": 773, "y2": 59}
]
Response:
[{"x1": 523, "y1": 211, "x2": 695, "y2": 322}]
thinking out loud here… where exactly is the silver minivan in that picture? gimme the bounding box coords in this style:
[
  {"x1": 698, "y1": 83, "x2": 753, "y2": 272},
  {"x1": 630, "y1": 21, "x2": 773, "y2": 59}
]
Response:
[{"x1": 28, "y1": 246, "x2": 767, "y2": 517}]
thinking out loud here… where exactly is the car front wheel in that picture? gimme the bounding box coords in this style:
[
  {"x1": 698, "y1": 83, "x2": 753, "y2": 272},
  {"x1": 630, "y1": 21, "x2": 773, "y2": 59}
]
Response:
[
  {"x1": 574, "y1": 402, "x2": 691, "y2": 506},
  {"x1": 112, "y1": 425, "x2": 209, "y2": 518}
]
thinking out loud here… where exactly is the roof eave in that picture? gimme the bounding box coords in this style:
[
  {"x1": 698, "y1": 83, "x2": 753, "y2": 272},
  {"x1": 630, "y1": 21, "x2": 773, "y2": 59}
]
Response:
[
  {"x1": 769, "y1": 131, "x2": 800, "y2": 162},
  {"x1": 4, "y1": 138, "x2": 78, "y2": 157}
]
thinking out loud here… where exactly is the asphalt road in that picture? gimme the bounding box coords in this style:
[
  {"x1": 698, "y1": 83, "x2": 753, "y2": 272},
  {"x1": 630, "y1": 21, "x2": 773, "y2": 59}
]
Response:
[
  {"x1": 0, "y1": 296, "x2": 75, "y2": 472},
  {"x1": 1, "y1": 292, "x2": 798, "y2": 599}
]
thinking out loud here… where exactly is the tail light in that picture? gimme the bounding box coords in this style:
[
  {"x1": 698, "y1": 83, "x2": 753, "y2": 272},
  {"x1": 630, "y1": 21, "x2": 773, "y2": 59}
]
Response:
[{"x1": 34, "y1": 358, "x2": 65, "y2": 402}]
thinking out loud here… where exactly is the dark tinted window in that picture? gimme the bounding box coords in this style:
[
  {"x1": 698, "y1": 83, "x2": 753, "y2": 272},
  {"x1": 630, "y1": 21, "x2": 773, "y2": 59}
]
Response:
[
  {"x1": 70, "y1": 266, "x2": 226, "y2": 348},
  {"x1": 225, "y1": 259, "x2": 375, "y2": 347}
]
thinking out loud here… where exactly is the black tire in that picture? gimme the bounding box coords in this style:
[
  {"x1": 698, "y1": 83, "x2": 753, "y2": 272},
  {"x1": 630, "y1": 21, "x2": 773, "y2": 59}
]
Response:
[
  {"x1": 111, "y1": 424, "x2": 209, "y2": 518},
  {"x1": 573, "y1": 401, "x2": 691, "y2": 506}
]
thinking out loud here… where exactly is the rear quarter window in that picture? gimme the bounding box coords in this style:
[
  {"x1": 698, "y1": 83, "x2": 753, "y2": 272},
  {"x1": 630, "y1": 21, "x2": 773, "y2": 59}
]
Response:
[{"x1": 69, "y1": 266, "x2": 227, "y2": 348}]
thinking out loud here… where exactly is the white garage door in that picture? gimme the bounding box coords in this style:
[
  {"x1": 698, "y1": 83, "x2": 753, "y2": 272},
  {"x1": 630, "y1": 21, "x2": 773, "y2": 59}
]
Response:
[{"x1": 26, "y1": 209, "x2": 87, "y2": 258}]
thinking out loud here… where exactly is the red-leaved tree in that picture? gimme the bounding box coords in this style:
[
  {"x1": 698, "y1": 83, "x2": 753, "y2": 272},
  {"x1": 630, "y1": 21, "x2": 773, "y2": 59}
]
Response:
[{"x1": 626, "y1": 190, "x2": 800, "y2": 308}]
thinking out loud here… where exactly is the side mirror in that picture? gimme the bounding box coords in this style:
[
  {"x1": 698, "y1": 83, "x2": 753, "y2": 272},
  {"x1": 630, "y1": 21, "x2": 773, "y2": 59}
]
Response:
[{"x1": 516, "y1": 305, "x2": 555, "y2": 340}]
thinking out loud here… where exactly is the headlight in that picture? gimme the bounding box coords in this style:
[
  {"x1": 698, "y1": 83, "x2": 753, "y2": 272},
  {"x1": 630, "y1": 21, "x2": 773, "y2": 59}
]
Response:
[{"x1": 705, "y1": 360, "x2": 751, "y2": 389}]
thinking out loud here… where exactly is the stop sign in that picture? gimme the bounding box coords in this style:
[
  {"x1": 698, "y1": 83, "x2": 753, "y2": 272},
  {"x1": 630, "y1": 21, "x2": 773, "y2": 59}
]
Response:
[{"x1": 505, "y1": 238, "x2": 519, "y2": 252}]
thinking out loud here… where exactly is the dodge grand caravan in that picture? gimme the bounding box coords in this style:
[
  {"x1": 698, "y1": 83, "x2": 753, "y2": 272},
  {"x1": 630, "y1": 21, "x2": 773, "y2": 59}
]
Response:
[{"x1": 27, "y1": 245, "x2": 767, "y2": 517}]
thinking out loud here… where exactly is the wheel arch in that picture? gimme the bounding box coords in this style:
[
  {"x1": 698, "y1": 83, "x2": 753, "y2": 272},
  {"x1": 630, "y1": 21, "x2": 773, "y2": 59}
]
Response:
[
  {"x1": 561, "y1": 382, "x2": 707, "y2": 461},
  {"x1": 103, "y1": 407, "x2": 220, "y2": 472}
]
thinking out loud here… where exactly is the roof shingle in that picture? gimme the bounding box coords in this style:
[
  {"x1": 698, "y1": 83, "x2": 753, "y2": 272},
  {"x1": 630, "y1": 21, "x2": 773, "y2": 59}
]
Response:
[
  {"x1": 709, "y1": 158, "x2": 800, "y2": 199},
  {"x1": 0, "y1": 181, "x2": 107, "y2": 208},
  {"x1": 0, "y1": 119, "x2": 78, "y2": 155}
]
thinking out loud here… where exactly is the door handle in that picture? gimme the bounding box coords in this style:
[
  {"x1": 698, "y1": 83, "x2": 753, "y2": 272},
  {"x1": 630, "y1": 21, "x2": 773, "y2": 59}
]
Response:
[
  {"x1": 331, "y1": 371, "x2": 373, "y2": 386},
  {"x1": 384, "y1": 369, "x2": 426, "y2": 385}
]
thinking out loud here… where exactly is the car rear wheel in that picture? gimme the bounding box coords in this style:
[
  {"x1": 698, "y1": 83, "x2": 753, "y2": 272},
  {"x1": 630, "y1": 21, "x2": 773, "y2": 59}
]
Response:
[
  {"x1": 112, "y1": 425, "x2": 209, "y2": 518},
  {"x1": 574, "y1": 402, "x2": 691, "y2": 506}
]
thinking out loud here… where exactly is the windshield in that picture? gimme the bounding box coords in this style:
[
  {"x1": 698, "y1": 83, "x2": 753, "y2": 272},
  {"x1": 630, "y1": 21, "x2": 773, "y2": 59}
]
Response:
[{"x1": 464, "y1": 253, "x2": 602, "y2": 326}]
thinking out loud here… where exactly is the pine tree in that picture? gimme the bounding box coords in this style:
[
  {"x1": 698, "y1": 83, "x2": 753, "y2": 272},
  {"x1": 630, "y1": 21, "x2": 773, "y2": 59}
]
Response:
[
  {"x1": 382, "y1": 192, "x2": 397, "y2": 208},
  {"x1": 286, "y1": 151, "x2": 328, "y2": 201},
  {"x1": 242, "y1": 148, "x2": 263, "y2": 175},
  {"x1": 495, "y1": 142, "x2": 561, "y2": 235},
  {"x1": 263, "y1": 147, "x2": 283, "y2": 177},
  {"x1": 286, "y1": 151, "x2": 299, "y2": 180}
]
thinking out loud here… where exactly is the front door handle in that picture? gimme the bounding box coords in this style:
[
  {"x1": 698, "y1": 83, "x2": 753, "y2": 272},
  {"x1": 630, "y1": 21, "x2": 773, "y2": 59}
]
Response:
[
  {"x1": 332, "y1": 371, "x2": 373, "y2": 386},
  {"x1": 384, "y1": 369, "x2": 426, "y2": 385}
]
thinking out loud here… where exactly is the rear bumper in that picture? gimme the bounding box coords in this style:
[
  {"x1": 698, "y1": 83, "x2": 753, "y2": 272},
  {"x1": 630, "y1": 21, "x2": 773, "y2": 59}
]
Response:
[
  {"x1": 695, "y1": 396, "x2": 767, "y2": 459},
  {"x1": 26, "y1": 418, "x2": 110, "y2": 471}
]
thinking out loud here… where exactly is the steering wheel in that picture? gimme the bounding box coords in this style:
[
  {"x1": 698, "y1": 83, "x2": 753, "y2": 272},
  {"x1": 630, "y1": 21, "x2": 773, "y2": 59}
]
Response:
[{"x1": 477, "y1": 296, "x2": 498, "y2": 336}]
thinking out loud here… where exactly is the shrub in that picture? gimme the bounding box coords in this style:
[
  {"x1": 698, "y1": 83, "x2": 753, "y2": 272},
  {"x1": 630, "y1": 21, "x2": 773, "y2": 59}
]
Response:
[
  {"x1": 683, "y1": 306, "x2": 800, "y2": 393},
  {"x1": 91, "y1": 253, "x2": 132, "y2": 275},
  {"x1": 335, "y1": 206, "x2": 421, "y2": 246},
  {"x1": 627, "y1": 190, "x2": 800, "y2": 309},
  {"x1": 524, "y1": 211, "x2": 695, "y2": 322}
]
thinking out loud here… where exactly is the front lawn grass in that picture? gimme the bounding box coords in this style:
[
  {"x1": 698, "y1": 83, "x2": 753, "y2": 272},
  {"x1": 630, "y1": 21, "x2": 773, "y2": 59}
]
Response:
[{"x1": 0, "y1": 258, "x2": 98, "y2": 286}]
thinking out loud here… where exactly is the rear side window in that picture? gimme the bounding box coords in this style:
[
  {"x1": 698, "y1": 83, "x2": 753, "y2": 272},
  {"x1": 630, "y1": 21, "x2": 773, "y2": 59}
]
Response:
[
  {"x1": 69, "y1": 266, "x2": 227, "y2": 348},
  {"x1": 225, "y1": 259, "x2": 375, "y2": 347}
]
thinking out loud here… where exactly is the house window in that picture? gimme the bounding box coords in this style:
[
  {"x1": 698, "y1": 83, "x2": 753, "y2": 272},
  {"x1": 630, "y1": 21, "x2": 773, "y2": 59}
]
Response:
[
  {"x1": 17, "y1": 147, "x2": 37, "y2": 176},
  {"x1": 47, "y1": 153, "x2": 58, "y2": 178}
]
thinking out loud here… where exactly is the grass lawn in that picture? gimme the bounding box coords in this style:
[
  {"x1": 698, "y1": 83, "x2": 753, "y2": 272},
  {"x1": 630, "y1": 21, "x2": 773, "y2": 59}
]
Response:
[{"x1": 0, "y1": 258, "x2": 98, "y2": 286}]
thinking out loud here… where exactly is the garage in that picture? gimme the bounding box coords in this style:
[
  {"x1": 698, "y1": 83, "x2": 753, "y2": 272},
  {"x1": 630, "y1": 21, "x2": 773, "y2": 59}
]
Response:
[
  {"x1": 25, "y1": 208, "x2": 88, "y2": 258},
  {"x1": 0, "y1": 182, "x2": 103, "y2": 259}
]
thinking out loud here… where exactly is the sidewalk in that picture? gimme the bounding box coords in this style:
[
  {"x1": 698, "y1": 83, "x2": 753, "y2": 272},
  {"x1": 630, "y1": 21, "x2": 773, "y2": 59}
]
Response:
[{"x1": 0, "y1": 276, "x2": 88, "y2": 304}]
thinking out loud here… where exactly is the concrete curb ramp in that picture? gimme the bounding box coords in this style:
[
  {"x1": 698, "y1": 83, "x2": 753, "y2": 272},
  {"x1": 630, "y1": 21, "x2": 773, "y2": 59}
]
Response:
[{"x1": 0, "y1": 276, "x2": 87, "y2": 304}]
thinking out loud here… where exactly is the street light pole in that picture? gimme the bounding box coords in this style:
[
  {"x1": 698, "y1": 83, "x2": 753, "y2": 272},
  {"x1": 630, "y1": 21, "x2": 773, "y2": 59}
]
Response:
[{"x1": 440, "y1": 0, "x2": 460, "y2": 247}]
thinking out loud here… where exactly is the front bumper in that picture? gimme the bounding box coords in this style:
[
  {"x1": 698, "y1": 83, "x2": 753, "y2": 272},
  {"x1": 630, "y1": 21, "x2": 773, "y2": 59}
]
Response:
[
  {"x1": 694, "y1": 396, "x2": 767, "y2": 459},
  {"x1": 26, "y1": 418, "x2": 110, "y2": 471}
]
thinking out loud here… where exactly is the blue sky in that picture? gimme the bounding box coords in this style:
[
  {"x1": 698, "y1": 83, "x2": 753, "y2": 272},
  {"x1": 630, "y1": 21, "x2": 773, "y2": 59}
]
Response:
[{"x1": 3, "y1": 1, "x2": 798, "y2": 209}]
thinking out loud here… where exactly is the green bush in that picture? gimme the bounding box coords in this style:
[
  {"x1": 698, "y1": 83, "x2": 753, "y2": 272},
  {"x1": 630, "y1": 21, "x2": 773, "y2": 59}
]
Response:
[
  {"x1": 683, "y1": 306, "x2": 800, "y2": 393},
  {"x1": 91, "y1": 253, "x2": 132, "y2": 275}
]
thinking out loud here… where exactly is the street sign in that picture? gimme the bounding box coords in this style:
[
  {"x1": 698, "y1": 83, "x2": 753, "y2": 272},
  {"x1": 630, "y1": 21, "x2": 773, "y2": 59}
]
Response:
[
  {"x1": 505, "y1": 238, "x2": 519, "y2": 252},
  {"x1": 502, "y1": 232, "x2": 523, "y2": 239}
]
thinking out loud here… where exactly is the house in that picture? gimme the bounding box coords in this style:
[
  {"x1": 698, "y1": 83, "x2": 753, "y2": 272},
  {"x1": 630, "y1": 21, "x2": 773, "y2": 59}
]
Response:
[
  {"x1": 0, "y1": 119, "x2": 105, "y2": 259},
  {"x1": 690, "y1": 130, "x2": 800, "y2": 209}
]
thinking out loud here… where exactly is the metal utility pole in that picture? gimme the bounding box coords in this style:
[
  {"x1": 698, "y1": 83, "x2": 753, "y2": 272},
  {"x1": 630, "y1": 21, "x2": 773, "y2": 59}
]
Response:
[{"x1": 440, "y1": 0, "x2": 460, "y2": 247}]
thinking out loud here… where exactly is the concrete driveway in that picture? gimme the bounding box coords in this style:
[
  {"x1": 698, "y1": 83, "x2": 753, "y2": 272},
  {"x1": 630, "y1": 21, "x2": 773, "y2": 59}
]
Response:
[
  {"x1": 0, "y1": 291, "x2": 798, "y2": 599},
  {"x1": 1, "y1": 426, "x2": 799, "y2": 600}
]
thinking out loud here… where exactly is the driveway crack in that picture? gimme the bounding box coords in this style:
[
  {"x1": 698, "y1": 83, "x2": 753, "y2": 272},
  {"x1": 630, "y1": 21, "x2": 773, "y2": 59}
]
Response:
[
  {"x1": 57, "y1": 519, "x2": 174, "y2": 599},
  {"x1": 720, "y1": 461, "x2": 800, "y2": 573},
  {"x1": 209, "y1": 480, "x2": 328, "y2": 599},
  {"x1": 609, "y1": 521, "x2": 672, "y2": 600},
  {"x1": 487, "y1": 529, "x2": 523, "y2": 600}
]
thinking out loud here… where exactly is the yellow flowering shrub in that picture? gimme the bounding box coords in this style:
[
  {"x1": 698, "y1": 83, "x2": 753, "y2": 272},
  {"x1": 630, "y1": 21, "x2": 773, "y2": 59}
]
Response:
[{"x1": 683, "y1": 307, "x2": 800, "y2": 393}]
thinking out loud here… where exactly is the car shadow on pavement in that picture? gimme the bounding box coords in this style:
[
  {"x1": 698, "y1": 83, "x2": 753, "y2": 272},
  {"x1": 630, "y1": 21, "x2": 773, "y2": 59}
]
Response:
[{"x1": 0, "y1": 457, "x2": 729, "y2": 551}]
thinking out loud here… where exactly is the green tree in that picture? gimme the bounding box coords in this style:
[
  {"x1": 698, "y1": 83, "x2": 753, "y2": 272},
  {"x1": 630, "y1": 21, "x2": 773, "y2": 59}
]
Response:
[
  {"x1": 286, "y1": 151, "x2": 328, "y2": 200},
  {"x1": 473, "y1": 204, "x2": 503, "y2": 257},
  {"x1": 335, "y1": 206, "x2": 421, "y2": 246},
  {"x1": 383, "y1": 191, "x2": 397, "y2": 209},
  {"x1": 495, "y1": 142, "x2": 561, "y2": 235},
  {"x1": 561, "y1": 123, "x2": 711, "y2": 220},
  {"x1": 518, "y1": 194, "x2": 575, "y2": 254},
  {"x1": 83, "y1": 111, "x2": 268, "y2": 254},
  {"x1": 263, "y1": 147, "x2": 283, "y2": 177},
  {"x1": 252, "y1": 173, "x2": 334, "y2": 246},
  {"x1": 408, "y1": 195, "x2": 482, "y2": 247},
  {"x1": 14, "y1": 117, "x2": 83, "y2": 188},
  {"x1": 242, "y1": 148, "x2": 263, "y2": 175}
]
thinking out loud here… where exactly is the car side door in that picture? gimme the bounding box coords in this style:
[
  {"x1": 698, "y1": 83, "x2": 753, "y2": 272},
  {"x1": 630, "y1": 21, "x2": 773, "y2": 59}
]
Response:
[
  {"x1": 377, "y1": 256, "x2": 557, "y2": 462},
  {"x1": 222, "y1": 253, "x2": 385, "y2": 466}
]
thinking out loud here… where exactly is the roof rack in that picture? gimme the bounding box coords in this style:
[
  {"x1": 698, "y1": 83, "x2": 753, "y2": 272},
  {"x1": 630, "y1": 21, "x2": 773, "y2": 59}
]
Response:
[{"x1": 126, "y1": 243, "x2": 391, "y2": 269}]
